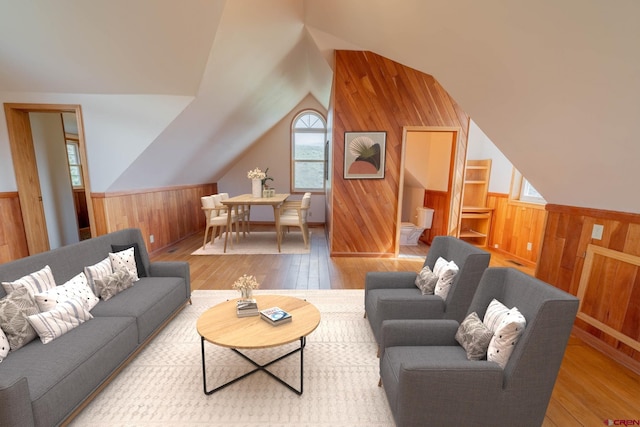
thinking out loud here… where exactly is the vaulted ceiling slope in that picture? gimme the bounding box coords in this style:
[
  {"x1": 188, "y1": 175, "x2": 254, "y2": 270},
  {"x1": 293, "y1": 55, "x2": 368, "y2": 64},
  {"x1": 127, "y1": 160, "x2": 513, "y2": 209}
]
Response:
[{"x1": 0, "y1": 0, "x2": 638, "y2": 214}]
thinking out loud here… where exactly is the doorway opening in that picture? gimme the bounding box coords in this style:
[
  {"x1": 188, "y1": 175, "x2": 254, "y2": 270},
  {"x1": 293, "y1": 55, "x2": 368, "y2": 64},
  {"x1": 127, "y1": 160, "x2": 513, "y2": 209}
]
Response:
[
  {"x1": 396, "y1": 126, "x2": 465, "y2": 258},
  {"x1": 4, "y1": 103, "x2": 94, "y2": 254}
]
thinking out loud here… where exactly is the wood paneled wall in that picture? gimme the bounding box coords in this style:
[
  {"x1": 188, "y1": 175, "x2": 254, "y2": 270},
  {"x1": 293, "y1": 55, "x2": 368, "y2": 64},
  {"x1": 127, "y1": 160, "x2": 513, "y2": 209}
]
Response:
[
  {"x1": 537, "y1": 204, "x2": 640, "y2": 366},
  {"x1": 330, "y1": 50, "x2": 470, "y2": 256},
  {"x1": 487, "y1": 193, "x2": 546, "y2": 265},
  {"x1": 0, "y1": 192, "x2": 29, "y2": 263},
  {"x1": 423, "y1": 190, "x2": 449, "y2": 244},
  {"x1": 92, "y1": 183, "x2": 217, "y2": 254}
]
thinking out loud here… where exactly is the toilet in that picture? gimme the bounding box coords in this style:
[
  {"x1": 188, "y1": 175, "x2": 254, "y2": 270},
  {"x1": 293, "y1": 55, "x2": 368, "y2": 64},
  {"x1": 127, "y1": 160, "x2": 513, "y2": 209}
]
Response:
[{"x1": 400, "y1": 207, "x2": 434, "y2": 246}]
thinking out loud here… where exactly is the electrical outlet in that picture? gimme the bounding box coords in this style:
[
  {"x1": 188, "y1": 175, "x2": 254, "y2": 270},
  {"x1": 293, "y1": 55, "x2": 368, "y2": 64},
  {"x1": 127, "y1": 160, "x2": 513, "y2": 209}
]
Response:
[
  {"x1": 592, "y1": 224, "x2": 604, "y2": 240},
  {"x1": 494, "y1": 244, "x2": 499, "y2": 249},
  {"x1": 150, "y1": 234, "x2": 155, "y2": 243},
  {"x1": 526, "y1": 242, "x2": 532, "y2": 251},
  {"x1": 308, "y1": 211, "x2": 312, "y2": 217}
]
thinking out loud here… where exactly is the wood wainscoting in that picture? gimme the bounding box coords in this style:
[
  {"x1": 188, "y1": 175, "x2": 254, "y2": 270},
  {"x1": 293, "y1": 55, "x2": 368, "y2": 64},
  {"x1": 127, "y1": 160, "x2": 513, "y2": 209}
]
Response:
[
  {"x1": 537, "y1": 204, "x2": 640, "y2": 371},
  {"x1": 92, "y1": 183, "x2": 217, "y2": 254},
  {"x1": 0, "y1": 192, "x2": 29, "y2": 263},
  {"x1": 487, "y1": 193, "x2": 546, "y2": 266},
  {"x1": 423, "y1": 189, "x2": 449, "y2": 245}
]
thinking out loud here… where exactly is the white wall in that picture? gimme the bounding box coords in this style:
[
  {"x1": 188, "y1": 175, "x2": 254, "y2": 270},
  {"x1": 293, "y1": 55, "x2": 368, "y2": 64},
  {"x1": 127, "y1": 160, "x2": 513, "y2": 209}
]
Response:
[
  {"x1": 217, "y1": 94, "x2": 327, "y2": 222},
  {"x1": 467, "y1": 120, "x2": 513, "y2": 194},
  {"x1": 31, "y1": 112, "x2": 78, "y2": 249},
  {"x1": 0, "y1": 92, "x2": 192, "y2": 192}
]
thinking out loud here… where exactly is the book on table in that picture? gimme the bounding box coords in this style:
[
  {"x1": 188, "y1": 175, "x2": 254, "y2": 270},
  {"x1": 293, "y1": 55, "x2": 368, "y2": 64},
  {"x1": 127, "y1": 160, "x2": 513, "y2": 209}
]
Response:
[
  {"x1": 236, "y1": 299, "x2": 259, "y2": 317},
  {"x1": 260, "y1": 306, "x2": 292, "y2": 325}
]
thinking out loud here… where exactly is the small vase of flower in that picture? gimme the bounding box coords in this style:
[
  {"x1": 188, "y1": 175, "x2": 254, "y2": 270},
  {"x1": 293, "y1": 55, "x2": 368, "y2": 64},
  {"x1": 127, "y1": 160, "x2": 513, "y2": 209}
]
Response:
[
  {"x1": 232, "y1": 274, "x2": 260, "y2": 300},
  {"x1": 248, "y1": 168, "x2": 266, "y2": 198}
]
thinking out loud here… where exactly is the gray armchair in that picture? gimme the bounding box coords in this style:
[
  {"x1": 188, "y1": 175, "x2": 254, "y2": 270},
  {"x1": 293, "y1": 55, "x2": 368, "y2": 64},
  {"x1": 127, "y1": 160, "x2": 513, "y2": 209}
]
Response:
[
  {"x1": 364, "y1": 236, "x2": 490, "y2": 346},
  {"x1": 379, "y1": 268, "x2": 579, "y2": 427}
]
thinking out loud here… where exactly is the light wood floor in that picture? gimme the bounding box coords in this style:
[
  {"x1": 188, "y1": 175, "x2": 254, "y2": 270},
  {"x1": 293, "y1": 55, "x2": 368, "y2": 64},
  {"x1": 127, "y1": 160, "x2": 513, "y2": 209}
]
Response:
[{"x1": 151, "y1": 225, "x2": 640, "y2": 426}]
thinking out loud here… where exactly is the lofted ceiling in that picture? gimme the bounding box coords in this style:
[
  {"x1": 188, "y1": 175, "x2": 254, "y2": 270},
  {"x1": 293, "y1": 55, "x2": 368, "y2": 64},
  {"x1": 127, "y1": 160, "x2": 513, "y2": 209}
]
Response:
[{"x1": 0, "y1": 0, "x2": 639, "y2": 214}]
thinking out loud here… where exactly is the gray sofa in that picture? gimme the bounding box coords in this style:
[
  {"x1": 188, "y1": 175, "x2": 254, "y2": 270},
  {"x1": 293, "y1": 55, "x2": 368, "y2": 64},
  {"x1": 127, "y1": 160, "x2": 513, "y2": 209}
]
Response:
[
  {"x1": 365, "y1": 236, "x2": 490, "y2": 346},
  {"x1": 379, "y1": 268, "x2": 579, "y2": 427},
  {"x1": 0, "y1": 228, "x2": 191, "y2": 427}
]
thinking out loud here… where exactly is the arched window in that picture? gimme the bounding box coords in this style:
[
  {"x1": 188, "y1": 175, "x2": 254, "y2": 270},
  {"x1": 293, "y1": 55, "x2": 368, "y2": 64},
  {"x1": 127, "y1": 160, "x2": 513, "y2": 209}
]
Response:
[{"x1": 291, "y1": 110, "x2": 326, "y2": 192}]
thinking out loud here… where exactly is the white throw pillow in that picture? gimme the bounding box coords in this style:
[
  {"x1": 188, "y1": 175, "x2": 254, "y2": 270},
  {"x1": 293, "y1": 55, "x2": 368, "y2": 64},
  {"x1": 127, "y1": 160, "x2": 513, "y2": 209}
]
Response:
[
  {"x1": 1, "y1": 265, "x2": 57, "y2": 297},
  {"x1": 434, "y1": 260, "x2": 459, "y2": 300},
  {"x1": 27, "y1": 298, "x2": 93, "y2": 344},
  {"x1": 0, "y1": 328, "x2": 9, "y2": 363},
  {"x1": 483, "y1": 299, "x2": 527, "y2": 368},
  {"x1": 34, "y1": 272, "x2": 99, "y2": 312},
  {"x1": 109, "y1": 247, "x2": 139, "y2": 281},
  {"x1": 432, "y1": 257, "x2": 449, "y2": 277},
  {"x1": 84, "y1": 258, "x2": 113, "y2": 296}
]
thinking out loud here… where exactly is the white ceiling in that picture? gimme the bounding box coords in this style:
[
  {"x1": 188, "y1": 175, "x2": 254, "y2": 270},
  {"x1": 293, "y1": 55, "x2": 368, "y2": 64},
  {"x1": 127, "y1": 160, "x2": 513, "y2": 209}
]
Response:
[{"x1": 1, "y1": 0, "x2": 639, "y2": 213}]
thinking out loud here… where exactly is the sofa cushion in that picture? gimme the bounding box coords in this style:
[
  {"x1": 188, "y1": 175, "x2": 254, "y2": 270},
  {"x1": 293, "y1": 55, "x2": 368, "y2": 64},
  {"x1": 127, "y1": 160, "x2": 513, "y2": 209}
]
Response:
[
  {"x1": 415, "y1": 266, "x2": 439, "y2": 295},
  {"x1": 90, "y1": 276, "x2": 187, "y2": 343},
  {"x1": 0, "y1": 316, "x2": 138, "y2": 427},
  {"x1": 111, "y1": 243, "x2": 148, "y2": 278},
  {"x1": 109, "y1": 247, "x2": 139, "y2": 281},
  {"x1": 34, "y1": 272, "x2": 99, "y2": 312},
  {"x1": 84, "y1": 257, "x2": 113, "y2": 296},
  {"x1": 94, "y1": 269, "x2": 134, "y2": 301},
  {"x1": 28, "y1": 298, "x2": 93, "y2": 344},
  {"x1": 0, "y1": 287, "x2": 40, "y2": 350},
  {"x1": 0, "y1": 328, "x2": 9, "y2": 362},
  {"x1": 455, "y1": 312, "x2": 493, "y2": 360},
  {"x1": 2, "y1": 265, "x2": 56, "y2": 297},
  {"x1": 434, "y1": 260, "x2": 459, "y2": 301},
  {"x1": 483, "y1": 299, "x2": 527, "y2": 368}
]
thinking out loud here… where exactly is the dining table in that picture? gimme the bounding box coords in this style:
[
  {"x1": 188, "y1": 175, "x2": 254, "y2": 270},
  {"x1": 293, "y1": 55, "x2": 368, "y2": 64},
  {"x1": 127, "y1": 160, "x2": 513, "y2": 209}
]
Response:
[{"x1": 220, "y1": 193, "x2": 290, "y2": 253}]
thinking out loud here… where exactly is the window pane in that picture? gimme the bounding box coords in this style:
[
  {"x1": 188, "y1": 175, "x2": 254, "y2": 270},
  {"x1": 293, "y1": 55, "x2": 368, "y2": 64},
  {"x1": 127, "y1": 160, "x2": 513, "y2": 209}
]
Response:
[
  {"x1": 294, "y1": 113, "x2": 324, "y2": 129},
  {"x1": 66, "y1": 143, "x2": 79, "y2": 165},
  {"x1": 294, "y1": 162, "x2": 324, "y2": 189},
  {"x1": 294, "y1": 133, "x2": 325, "y2": 160},
  {"x1": 523, "y1": 180, "x2": 542, "y2": 198},
  {"x1": 69, "y1": 166, "x2": 83, "y2": 187}
]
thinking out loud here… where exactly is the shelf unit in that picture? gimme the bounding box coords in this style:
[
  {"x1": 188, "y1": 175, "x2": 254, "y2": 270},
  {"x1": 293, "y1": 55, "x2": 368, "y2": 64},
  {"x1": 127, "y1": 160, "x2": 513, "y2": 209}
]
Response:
[{"x1": 459, "y1": 159, "x2": 492, "y2": 247}]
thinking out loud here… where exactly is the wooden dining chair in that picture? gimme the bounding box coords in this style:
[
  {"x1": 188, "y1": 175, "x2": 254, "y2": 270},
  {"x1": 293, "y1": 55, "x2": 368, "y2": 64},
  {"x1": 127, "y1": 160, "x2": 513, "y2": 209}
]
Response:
[
  {"x1": 278, "y1": 193, "x2": 311, "y2": 247},
  {"x1": 219, "y1": 192, "x2": 250, "y2": 236},
  {"x1": 201, "y1": 195, "x2": 239, "y2": 249}
]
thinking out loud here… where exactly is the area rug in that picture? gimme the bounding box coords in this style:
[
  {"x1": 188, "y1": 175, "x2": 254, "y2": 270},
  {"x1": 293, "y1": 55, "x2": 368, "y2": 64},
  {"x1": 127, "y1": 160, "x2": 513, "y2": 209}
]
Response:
[
  {"x1": 70, "y1": 289, "x2": 394, "y2": 427},
  {"x1": 191, "y1": 231, "x2": 310, "y2": 255}
]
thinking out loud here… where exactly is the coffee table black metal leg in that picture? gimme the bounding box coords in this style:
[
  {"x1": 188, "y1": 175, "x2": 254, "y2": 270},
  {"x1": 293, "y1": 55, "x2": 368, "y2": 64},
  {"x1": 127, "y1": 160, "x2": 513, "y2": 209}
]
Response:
[{"x1": 201, "y1": 336, "x2": 306, "y2": 395}]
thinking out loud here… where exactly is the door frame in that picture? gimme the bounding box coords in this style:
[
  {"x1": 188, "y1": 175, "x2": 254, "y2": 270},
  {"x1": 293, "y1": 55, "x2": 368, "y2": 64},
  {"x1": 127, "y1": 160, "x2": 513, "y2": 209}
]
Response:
[
  {"x1": 4, "y1": 103, "x2": 94, "y2": 254},
  {"x1": 396, "y1": 126, "x2": 466, "y2": 257}
]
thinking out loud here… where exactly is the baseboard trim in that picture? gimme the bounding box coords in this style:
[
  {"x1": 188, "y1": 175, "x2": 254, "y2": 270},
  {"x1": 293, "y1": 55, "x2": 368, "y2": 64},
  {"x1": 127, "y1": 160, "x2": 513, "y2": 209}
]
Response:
[{"x1": 571, "y1": 326, "x2": 640, "y2": 376}]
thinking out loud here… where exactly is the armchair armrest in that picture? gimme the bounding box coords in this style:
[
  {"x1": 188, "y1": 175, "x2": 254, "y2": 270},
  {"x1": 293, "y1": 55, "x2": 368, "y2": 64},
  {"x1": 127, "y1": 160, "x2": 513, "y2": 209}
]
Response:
[
  {"x1": 365, "y1": 271, "x2": 418, "y2": 292},
  {"x1": 380, "y1": 319, "x2": 459, "y2": 355}
]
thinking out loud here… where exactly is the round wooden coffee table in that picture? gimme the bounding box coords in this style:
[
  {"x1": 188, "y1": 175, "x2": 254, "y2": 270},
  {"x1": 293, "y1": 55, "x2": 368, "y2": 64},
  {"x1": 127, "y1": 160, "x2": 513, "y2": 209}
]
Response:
[{"x1": 197, "y1": 294, "x2": 320, "y2": 395}]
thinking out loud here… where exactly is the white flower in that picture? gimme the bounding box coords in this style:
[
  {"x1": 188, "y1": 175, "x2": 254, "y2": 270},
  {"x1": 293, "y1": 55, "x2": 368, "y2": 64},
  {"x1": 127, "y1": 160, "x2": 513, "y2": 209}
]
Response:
[
  {"x1": 232, "y1": 274, "x2": 260, "y2": 291},
  {"x1": 247, "y1": 168, "x2": 266, "y2": 180}
]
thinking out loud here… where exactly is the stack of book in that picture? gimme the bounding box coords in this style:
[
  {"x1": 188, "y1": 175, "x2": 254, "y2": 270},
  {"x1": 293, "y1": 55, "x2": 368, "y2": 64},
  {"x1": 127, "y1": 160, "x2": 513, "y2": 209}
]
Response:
[
  {"x1": 236, "y1": 299, "x2": 259, "y2": 317},
  {"x1": 260, "y1": 306, "x2": 292, "y2": 326}
]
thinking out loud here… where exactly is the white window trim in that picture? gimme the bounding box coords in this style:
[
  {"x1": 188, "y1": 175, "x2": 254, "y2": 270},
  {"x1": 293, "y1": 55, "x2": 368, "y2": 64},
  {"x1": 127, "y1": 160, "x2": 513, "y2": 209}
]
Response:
[
  {"x1": 291, "y1": 110, "x2": 327, "y2": 193},
  {"x1": 509, "y1": 168, "x2": 546, "y2": 207}
]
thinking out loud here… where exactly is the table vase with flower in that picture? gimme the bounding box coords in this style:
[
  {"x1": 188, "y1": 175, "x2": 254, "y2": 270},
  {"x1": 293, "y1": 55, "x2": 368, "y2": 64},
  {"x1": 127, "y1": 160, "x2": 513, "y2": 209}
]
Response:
[{"x1": 251, "y1": 179, "x2": 262, "y2": 198}]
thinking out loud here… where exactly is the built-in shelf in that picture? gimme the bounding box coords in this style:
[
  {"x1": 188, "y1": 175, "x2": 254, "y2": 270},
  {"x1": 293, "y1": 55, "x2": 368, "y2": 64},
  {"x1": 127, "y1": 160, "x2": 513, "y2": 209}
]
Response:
[{"x1": 459, "y1": 160, "x2": 492, "y2": 247}]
